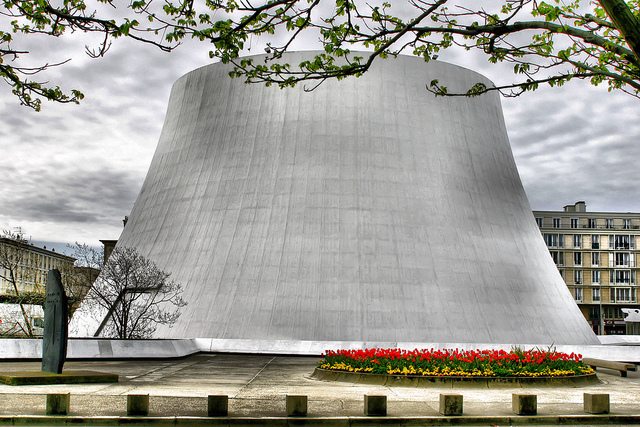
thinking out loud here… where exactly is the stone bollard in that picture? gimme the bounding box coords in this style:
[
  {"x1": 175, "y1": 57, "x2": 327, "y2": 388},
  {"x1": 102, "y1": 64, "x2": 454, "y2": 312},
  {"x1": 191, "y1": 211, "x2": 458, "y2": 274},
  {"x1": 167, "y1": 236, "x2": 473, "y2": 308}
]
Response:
[
  {"x1": 208, "y1": 395, "x2": 229, "y2": 417},
  {"x1": 512, "y1": 393, "x2": 537, "y2": 415},
  {"x1": 364, "y1": 395, "x2": 387, "y2": 416},
  {"x1": 439, "y1": 394, "x2": 463, "y2": 416},
  {"x1": 286, "y1": 395, "x2": 308, "y2": 417},
  {"x1": 584, "y1": 393, "x2": 609, "y2": 414},
  {"x1": 46, "y1": 393, "x2": 70, "y2": 415},
  {"x1": 127, "y1": 394, "x2": 150, "y2": 416}
]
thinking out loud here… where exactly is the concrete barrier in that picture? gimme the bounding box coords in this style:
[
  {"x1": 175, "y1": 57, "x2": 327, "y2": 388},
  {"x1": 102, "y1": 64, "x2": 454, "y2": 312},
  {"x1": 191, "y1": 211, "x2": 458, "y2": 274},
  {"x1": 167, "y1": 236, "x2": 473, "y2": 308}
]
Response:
[
  {"x1": 286, "y1": 395, "x2": 307, "y2": 417},
  {"x1": 512, "y1": 393, "x2": 537, "y2": 415},
  {"x1": 583, "y1": 357, "x2": 636, "y2": 377},
  {"x1": 46, "y1": 393, "x2": 70, "y2": 415},
  {"x1": 127, "y1": 394, "x2": 149, "y2": 416},
  {"x1": 207, "y1": 395, "x2": 228, "y2": 416},
  {"x1": 30, "y1": 390, "x2": 623, "y2": 420},
  {"x1": 584, "y1": 393, "x2": 609, "y2": 414},
  {"x1": 439, "y1": 394, "x2": 463, "y2": 416},
  {"x1": 364, "y1": 395, "x2": 387, "y2": 416}
]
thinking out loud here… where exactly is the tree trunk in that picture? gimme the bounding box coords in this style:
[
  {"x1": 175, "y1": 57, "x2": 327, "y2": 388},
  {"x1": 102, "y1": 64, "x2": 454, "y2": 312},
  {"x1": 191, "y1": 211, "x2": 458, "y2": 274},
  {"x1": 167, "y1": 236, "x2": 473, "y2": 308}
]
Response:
[
  {"x1": 10, "y1": 271, "x2": 34, "y2": 337},
  {"x1": 93, "y1": 289, "x2": 127, "y2": 337},
  {"x1": 598, "y1": 0, "x2": 640, "y2": 60}
]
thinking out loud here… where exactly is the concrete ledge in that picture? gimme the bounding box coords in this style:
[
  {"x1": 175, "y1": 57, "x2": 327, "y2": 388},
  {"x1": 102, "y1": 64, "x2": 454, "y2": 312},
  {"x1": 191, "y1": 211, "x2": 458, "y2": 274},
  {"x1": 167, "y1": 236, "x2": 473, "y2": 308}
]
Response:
[
  {"x1": 45, "y1": 394, "x2": 70, "y2": 416},
  {"x1": 5, "y1": 414, "x2": 640, "y2": 426},
  {"x1": 4, "y1": 338, "x2": 640, "y2": 362},
  {"x1": 195, "y1": 339, "x2": 640, "y2": 361},
  {"x1": 439, "y1": 394, "x2": 463, "y2": 416},
  {"x1": 583, "y1": 357, "x2": 636, "y2": 376},
  {"x1": 512, "y1": 393, "x2": 537, "y2": 415},
  {"x1": 127, "y1": 394, "x2": 150, "y2": 416},
  {"x1": 363, "y1": 395, "x2": 387, "y2": 416},
  {"x1": 311, "y1": 367, "x2": 600, "y2": 388},
  {"x1": 0, "y1": 338, "x2": 200, "y2": 360},
  {"x1": 584, "y1": 392, "x2": 610, "y2": 414},
  {"x1": 0, "y1": 370, "x2": 118, "y2": 385},
  {"x1": 285, "y1": 395, "x2": 307, "y2": 417},
  {"x1": 207, "y1": 395, "x2": 228, "y2": 417}
]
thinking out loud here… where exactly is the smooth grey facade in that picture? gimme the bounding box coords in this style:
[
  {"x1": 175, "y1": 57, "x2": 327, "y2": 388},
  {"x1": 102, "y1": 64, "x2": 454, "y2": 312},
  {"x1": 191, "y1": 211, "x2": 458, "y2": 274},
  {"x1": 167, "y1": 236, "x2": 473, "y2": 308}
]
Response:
[{"x1": 95, "y1": 52, "x2": 598, "y2": 345}]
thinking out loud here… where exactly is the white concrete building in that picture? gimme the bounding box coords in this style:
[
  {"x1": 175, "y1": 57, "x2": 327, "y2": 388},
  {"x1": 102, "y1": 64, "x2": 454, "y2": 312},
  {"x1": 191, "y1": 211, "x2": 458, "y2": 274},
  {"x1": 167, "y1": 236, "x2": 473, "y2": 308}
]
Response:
[{"x1": 73, "y1": 52, "x2": 598, "y2": 347}]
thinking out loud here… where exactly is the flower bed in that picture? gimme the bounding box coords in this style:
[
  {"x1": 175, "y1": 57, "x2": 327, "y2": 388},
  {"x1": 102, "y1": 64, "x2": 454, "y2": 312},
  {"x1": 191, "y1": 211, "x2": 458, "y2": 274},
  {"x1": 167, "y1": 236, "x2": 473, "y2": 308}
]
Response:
[{"x1": 318, "y1": 348, "x2": 595, "y2": 378}]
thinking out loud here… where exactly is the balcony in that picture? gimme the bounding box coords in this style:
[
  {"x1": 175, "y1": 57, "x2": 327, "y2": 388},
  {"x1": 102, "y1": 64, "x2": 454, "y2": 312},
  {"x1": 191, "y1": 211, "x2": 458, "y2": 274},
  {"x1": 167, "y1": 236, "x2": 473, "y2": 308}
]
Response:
[{"x1": 613, "y1": 297, "x2": 636, "y2": 303}]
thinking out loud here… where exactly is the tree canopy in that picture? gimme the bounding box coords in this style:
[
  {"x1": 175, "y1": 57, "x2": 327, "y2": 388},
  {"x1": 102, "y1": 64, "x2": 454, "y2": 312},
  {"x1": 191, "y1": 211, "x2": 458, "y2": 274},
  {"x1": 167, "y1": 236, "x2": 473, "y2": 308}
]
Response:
[{"x1": 1, "y1": 0, "x2": 639, "y2": 110}]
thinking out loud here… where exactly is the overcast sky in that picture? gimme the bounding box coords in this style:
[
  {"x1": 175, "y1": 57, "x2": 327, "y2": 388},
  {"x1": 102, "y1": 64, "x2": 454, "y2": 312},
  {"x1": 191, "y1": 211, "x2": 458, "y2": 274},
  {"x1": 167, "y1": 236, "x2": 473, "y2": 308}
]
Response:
[{"x1": 1, "y1": 6, "x2": 639, "y2": 253}]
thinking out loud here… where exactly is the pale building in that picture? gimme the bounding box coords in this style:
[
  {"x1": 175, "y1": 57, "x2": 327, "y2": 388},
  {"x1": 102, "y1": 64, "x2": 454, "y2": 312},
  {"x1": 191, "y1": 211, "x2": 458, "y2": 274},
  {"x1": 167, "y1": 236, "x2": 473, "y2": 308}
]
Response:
[
  {"x1": 0, "y1": 237, "x2": 75, "y2": 295},
  {"x1": 73, "y1": 52, "x2": 598, "y2": 346},
  {"x1": 533, "y1": 201, "x2": 640, "y2": 335},
  {"x1": 0, "y1": 237, "x2": 75, "y2": 336}
]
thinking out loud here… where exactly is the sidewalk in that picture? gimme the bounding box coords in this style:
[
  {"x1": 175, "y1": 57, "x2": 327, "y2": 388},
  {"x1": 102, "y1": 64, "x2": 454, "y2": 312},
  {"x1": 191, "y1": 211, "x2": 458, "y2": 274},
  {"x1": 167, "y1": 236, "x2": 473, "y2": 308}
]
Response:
[{"x1": 1, "y1": 353, "x2": 640, "y2": 425}]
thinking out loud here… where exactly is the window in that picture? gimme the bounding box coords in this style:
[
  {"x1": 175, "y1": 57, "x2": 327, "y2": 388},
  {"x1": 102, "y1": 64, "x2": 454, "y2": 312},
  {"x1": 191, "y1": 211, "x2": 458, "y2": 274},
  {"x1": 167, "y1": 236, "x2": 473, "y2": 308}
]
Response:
[
  {"x1": 573, "y1": 234, "x2": 581, "y2": 248},
  {"x1": 615, "y1": 252, "x2": 630, "y2": 267},
  {"x1": 615, "y1": 287, "x2": 632, "y2": 302},
  {"x1": 589, "y1": 307, "x2": 599, "y2": 320},
  {"x1": 550, "y1": 251, "x2": 563, "y2": 265},
  {"x1": 592, "y1": 288, "x2": 600, "y2": 302},
  {"x1": 553, "y1": 218, "x2": 561, "y2": 228},
  {"x1": 588, "y1": 218, "x2": 597, "y2": 229},
  {"x1": 574, "y1": 287, "x2": 583, "y2": 302},
  {"x1": 544, "y1": 233, "x2": 563, "y2": 248},
  {"x1": 605, "y1": 307, "x2": 623, "y2": 319},
  {"x1": 606, "y1": 218, "x2": 614, "y2": 229},
  {"x1": 571, "y1": 218, "x2": 579, "y2": 228},
  {"x1": 615, "y1": 270, "x2": 631, "y2": 285},
  {"x1": 592, "y1": 252, "x2": 600, "y2": 266},
  {"x1": 591, "y1": 234, "x2": 600, "y2": 249},
  {"x1": 536, "y1": 217, "x2": 543, "y2": 227},
  {"x1": 611, "y1": 235, "x2": 630, "y2": 250},
  {"x1": 574, "y1": 269, "x2": 582, "y2": 284},
  {"x1": 574, "y1": 252, "x2": 582, "y2": 266},
  {"x1": 592, "y1": 270, "x2": 601, "y2": 284},
  {"x1": 624, "y1": 219, "x2": 631, "y2": 229}
]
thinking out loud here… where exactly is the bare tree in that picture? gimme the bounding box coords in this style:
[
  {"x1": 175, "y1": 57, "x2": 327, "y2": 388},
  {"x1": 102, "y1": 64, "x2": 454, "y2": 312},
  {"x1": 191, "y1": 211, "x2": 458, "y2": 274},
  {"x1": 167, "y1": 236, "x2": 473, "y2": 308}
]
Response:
[
  {"x1": 62, "y1": 242, "x2": 104, "y2": 318},
  {"x1": 0, "y1": 230, "x2": 39, "y2": 337},
  {"x1": 82, "y1": 246, "x2": 186, "y2": 339}
]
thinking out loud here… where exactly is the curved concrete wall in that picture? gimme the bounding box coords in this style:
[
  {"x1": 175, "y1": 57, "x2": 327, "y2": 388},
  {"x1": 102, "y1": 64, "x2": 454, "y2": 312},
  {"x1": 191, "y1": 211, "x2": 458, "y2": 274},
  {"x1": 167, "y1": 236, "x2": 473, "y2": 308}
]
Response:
[{"x1": 94, "y1": 52, "x2": 598, "y2": 345}]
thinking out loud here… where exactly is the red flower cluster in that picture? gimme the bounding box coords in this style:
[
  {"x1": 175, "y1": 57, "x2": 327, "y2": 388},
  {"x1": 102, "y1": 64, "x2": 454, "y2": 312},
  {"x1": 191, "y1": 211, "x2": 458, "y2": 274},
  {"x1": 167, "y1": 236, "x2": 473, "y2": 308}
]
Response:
[{"x1": 319, "y1": 348, "x2": 593, "y2": 377}]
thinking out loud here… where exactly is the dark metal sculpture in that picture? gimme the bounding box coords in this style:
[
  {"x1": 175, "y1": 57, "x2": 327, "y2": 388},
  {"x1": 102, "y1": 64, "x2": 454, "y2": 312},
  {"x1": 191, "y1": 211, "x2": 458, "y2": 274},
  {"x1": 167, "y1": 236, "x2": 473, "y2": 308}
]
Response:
[{"x1": 42, "y1": 269, "x2": 68, "y2": 374}]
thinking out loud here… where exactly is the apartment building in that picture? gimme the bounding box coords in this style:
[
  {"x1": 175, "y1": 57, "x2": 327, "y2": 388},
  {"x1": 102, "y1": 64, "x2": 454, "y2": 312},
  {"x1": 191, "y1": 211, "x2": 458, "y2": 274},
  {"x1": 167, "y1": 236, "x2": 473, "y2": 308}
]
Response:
[
  {"x1": 0, "y1": 237, "x2": 76, "y2": 295},
  {"x1": 534, "y1": 201, "x2": 640, "y2": 335},
  {"x1": 0, "y1": 237, "x2": 76, "y2": 336}
]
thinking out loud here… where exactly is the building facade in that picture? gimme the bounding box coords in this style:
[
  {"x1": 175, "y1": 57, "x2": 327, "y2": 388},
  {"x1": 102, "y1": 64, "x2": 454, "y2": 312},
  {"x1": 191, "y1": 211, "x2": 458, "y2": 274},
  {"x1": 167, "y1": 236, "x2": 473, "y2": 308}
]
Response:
[
  {"x1": 71, "y1": 52, "x2": 599, "y2": 346},
  {"x1": 534, "y1": 201, "x2": 640, "y2": 335},
  {"x1": 0, "y1": 237, "x2": 76, "y2": 295},
  {"x1": 0, "y1": 237, "x2": 76, "y2": 336}
]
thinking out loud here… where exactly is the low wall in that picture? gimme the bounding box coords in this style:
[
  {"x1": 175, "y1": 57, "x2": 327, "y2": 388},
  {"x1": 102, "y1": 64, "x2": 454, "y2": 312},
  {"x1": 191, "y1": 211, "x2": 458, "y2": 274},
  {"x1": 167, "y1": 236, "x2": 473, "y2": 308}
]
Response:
[
  {"x1": 0, "y1": 338, "x2": 199, "y2": 359},
  {"x1": 1, "y1": 337, "x2": 640, "y2": 361}
]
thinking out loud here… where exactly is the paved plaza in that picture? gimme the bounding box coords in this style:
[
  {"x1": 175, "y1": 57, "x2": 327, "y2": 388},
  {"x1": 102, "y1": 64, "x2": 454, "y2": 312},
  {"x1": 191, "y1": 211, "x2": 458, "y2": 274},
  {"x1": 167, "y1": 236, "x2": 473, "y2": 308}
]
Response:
[{"x1": 1, "y1": 352, "x2": 640, "y2": 425}]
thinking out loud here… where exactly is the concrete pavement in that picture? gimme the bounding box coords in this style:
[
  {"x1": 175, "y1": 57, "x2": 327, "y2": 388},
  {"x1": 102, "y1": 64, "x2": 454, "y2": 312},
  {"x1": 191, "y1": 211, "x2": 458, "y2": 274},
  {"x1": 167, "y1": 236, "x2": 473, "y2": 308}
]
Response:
[{"x1": 1, "y1": 353, "x2": 640, "y2": 425}]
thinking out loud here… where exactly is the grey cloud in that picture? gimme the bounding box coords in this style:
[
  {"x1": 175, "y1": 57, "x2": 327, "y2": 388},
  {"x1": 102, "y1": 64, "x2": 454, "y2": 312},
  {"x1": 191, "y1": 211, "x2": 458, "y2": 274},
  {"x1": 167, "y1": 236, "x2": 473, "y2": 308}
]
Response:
[
  {"x1": 2, "y1": 17, "x2": 640, "y2": 244},
  {"x1": 4, "y1": 161, "x2": 141, "y2": 224}
]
